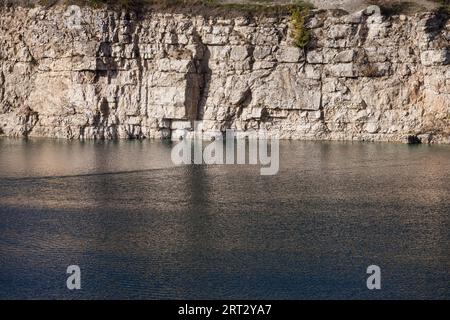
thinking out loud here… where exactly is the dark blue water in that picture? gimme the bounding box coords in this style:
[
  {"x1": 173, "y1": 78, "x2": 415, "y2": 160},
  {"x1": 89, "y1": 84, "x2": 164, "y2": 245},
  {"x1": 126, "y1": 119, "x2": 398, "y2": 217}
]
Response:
[{"x1": 0, "y1": 138, "x2": 448, "y2": 299}]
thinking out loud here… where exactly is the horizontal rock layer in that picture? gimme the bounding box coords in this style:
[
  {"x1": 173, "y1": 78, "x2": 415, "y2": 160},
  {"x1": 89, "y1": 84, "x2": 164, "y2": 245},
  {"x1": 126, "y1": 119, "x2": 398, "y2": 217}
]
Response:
[{"x1": 0, "y1": 6, "x2": 449, "y2": 143}]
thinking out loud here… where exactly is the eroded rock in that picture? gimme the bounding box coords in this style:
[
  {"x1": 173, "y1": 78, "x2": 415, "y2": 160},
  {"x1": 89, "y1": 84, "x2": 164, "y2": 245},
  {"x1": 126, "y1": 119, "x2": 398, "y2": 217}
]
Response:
[{"x1": 0, "y1": 6, "x2": 448, "y2": 143}]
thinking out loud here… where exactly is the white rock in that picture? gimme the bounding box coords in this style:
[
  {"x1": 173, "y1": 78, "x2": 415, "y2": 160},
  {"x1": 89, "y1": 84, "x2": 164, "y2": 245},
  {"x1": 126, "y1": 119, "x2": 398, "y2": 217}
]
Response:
[
  {"x1": 420, "y1": 50, "x2": 449, "y2": 66},
  {"x1": 276, "y1": 47, "x2": 303, "y2": 63},
  {"x1": 171, "y1": 120, "x2": 192, "y2": 130}
]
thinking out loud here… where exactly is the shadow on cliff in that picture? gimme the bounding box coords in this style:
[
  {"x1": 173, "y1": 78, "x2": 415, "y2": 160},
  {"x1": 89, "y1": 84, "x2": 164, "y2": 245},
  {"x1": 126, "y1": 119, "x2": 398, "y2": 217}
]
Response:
[
  {"x1": 191, "y1": 29, "x2": 212, "y2": 122},
  {"x1": 424, "y1": 10, "x2": 450, "y2": 43},
  {"x1": 96, "y1": 42, "x2": 119, "y2": 83}
]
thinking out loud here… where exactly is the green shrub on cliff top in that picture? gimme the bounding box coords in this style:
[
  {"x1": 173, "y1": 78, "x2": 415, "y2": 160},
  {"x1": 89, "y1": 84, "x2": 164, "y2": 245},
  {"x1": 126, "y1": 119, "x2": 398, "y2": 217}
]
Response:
[{"x1": 290, "y1": 1, "x2": 312, "y2": 48}]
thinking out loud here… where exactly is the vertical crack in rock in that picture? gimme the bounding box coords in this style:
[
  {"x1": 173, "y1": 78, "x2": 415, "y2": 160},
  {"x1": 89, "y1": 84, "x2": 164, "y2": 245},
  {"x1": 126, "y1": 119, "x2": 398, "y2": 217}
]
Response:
[
  {"x1": 0, "y1": 70, "x2": 4, "y2": 103},
  {"x1": 133, "y1": 22, "x2": 144, "y2": 139},
  {"x1": 193, "y1": 30, "x2": 212, "y2": 123},
  {"x1": 356, "y1": 17, "x2": 368, "y2": 46}
]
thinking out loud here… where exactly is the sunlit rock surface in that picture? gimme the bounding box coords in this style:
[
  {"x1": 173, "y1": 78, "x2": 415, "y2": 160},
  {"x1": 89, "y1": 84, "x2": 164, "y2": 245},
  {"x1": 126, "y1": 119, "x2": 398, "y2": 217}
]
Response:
[{"x1": 0, "y1": 6, "x2": 448, "y2": 143}]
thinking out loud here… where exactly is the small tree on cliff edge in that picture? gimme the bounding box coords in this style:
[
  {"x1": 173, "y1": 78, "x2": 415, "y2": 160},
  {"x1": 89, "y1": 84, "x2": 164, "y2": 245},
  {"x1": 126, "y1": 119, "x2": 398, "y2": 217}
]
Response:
[{"x1": 291, "y1": 1, "x2": 312, "y2": 48}]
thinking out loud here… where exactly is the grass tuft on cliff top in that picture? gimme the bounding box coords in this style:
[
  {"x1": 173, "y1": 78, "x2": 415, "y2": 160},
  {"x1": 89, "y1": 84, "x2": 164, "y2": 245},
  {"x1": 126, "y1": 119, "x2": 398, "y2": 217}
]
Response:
[{"x1": 17, "y1": 0, "x2": 315, "y2": 16}]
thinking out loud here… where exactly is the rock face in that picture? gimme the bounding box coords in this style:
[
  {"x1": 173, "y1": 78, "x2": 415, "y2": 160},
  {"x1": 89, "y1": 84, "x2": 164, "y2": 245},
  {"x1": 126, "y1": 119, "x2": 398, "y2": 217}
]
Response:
[{"x1": 0, "y1": 6, "x2": 449, "y2": 143}]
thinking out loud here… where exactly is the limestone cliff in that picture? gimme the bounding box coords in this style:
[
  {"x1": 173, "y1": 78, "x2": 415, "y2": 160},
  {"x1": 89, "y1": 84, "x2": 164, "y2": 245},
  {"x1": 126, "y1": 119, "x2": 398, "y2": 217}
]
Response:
[{"x1": 0, "y1": 5, "x2": 449, "y2": 143}]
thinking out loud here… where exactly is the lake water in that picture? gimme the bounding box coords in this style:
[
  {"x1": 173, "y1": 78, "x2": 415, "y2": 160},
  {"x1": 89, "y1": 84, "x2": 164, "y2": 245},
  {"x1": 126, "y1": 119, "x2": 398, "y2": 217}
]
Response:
[{"x1": 0, "y1": 138, "x2": 448, "y2": 299}]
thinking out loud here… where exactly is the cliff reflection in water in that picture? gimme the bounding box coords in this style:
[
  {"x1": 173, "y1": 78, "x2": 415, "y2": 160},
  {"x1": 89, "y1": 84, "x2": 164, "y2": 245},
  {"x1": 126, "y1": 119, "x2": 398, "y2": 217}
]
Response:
[{"x1": 0, "y1": 138, "x2": 448, "y2": 299}]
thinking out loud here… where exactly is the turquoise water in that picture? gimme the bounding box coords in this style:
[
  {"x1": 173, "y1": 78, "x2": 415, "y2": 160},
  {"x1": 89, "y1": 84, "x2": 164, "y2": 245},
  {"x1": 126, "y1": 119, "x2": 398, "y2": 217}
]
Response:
[{"x1": 0, "y1": 138, "x2": 448, "y2": 299}]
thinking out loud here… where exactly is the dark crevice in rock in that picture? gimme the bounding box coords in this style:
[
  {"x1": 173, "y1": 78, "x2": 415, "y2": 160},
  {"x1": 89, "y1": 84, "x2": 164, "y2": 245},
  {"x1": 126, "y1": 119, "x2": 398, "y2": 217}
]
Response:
[
  {"x1": 193, "y1": 30, "x2": 212, "y2": 122},
  {"x1": 223, "y1": 89, "x2": 253, "y2": 131},
  {"x1": 357, "y1": 14, "x2": 369, "y2": 45},
  {"x1": 0, "y1": 71, "x2": 4, "y2": 103},
  {"x1": 132, "y1": 22, "x2": 144, "y2": 119},
  {"x1": 407, "y1": 135, "x2": 422, "y2": 144},
  {"x1": 99, "y1": 97, "x2": 109, "y2": 118},
  {"x1": 424, "y1": 12, "x2": 450, "y2": 43},
  {"x1": 18, "y1": 106, "x2": 38, "y2": 137}
]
